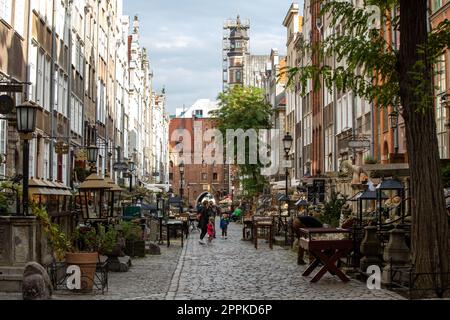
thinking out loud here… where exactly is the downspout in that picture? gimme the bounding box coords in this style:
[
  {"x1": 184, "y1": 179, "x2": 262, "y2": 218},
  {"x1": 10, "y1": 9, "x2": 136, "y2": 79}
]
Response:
[
  {"x1": 49, "y1": 0, "x2": 56, "y2": 180},
  {"x1": 66, "y1": 1, "x2": 73, "y2": 188}
]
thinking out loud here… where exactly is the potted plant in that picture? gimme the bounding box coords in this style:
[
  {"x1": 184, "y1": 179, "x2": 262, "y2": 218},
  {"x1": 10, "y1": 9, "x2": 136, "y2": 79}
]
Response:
[
  {"x1": 364, "y1": 155, "x2": 378, "y2": 164},
  {"x1": 66, "y1": 226, "x2": 102, "y2": 292},
  {"x1": 121, "y1": 221, "x2": 145, "y2": 258}
]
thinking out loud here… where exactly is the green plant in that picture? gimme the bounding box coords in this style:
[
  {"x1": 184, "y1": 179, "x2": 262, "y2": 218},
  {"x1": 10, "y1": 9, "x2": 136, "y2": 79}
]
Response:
[
  {"x1": 322, "y1": 192, "x2": 348, "y2": 227},
  {"x1": 442, "y1": 163, "x2": 450, "y2": 188},
  {"x1": 31, "y1": 205, "x2": 72, "y2": 261},
  {"x1": 99, "y1": 226, "x2": 119, "y2": 255},
  {"x1": 364, "y1": 155, "x2": 377, "y2": 164},
  {"x1": 120, "y1": 221, "x2": 141, "y2": 242}
]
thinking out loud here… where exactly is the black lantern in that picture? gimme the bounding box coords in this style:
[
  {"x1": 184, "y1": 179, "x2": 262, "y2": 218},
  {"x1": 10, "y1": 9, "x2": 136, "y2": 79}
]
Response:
[
  {"x1": 16, "y1": 101, "x2": 40, "y2": 216},
  {"x1": 179, "y1": 161, "x2": 185, "y2": 174},
  {"x1": 129, "y1": 161, "x2": 136, "y2": 172},
  {"x1": 16, "y1": 101, "x2": 39, "y2": 134},
  {"x1": 86, "y1": 145, "x2": 99, "y2": 164},
  {"x1": 389, "y1": 111, "x2": 399, "y2": 129},
  {"x1": 441, "y1": 93, "x2": 450, "y2": 109},
  {"x1": 283, "y1": 133, "x2": 293, "y2": 154}
]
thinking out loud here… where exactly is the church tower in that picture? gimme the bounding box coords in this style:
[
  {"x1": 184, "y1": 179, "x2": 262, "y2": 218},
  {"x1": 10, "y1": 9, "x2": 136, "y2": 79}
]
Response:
[{"x1": 223, "y1": 15, "x2": 250, "y2": 90}]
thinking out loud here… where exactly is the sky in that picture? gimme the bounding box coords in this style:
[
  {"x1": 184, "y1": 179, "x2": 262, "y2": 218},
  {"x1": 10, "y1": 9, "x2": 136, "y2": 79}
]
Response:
[{"x1": 124, "y1": 0, "x2": 303, "y2": 114}]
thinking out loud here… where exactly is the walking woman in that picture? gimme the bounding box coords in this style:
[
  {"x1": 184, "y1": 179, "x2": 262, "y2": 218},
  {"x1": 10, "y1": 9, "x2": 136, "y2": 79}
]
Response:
[{"x1": 198, "y1": 200, "x2": 212, "y2": 245}]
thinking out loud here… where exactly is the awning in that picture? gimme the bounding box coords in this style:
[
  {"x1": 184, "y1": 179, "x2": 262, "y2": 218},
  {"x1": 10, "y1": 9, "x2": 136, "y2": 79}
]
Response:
[{"x1": 79, "y1": 174, "x2": 112, "y2": 189}]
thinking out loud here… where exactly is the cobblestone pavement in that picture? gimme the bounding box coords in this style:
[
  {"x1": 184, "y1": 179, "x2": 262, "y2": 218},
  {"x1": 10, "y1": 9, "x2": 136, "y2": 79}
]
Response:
[
  {"x1": 0, "y1": 243, "x2": 183, "y2": 300},
  {"x1": 0, "y1": 220, "x2": 404, "y2": 300},
  {"x1": 166, "y1": 220, "x2": 404, "y2": 300}
]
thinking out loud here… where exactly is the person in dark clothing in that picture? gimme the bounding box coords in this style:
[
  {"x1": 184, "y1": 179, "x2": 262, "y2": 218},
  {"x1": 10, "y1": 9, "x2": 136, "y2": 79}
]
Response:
[
  {"x1": 293, "y1": 215, "x2": 324, "y2": 265},
  {"x1": 198, "y1": 200, "x2": 213, "y2": 245}
]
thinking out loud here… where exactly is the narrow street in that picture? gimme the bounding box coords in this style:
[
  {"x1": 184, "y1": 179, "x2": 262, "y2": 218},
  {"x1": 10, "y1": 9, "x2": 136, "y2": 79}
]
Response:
[{"x1": 0, "y1": 220, "x2": 404, "y2": 301}]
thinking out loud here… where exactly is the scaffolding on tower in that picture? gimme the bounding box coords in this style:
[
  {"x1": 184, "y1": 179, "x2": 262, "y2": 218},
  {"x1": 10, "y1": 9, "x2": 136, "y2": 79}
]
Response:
[{"x1": 222, "y1": 16, "x2": 250, "y2": 92}]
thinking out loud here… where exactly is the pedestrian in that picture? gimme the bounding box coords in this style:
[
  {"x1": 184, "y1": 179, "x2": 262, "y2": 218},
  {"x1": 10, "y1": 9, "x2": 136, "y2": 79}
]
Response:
[
  {"x1": 220, "y1": 213, "x2": 230, "y2": 239},
  {"x1": 198, "y1": 200, "x2": 211, "y2": 245},
  {"x1": 231, "y1": 206, "x2": 243, "y2": 222},
  {"x1": 207, "y1": 217, "x2": 215, "y2": 244}
]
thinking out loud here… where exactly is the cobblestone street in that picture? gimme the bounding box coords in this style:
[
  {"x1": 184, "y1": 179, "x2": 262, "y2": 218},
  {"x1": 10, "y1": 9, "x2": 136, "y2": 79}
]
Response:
[
  {"x1": 165, "y1": 221, "x2": 403, "y2": 300},
  {"x1": 0, "y1": 221, "x2": 404, "y2": 300}
]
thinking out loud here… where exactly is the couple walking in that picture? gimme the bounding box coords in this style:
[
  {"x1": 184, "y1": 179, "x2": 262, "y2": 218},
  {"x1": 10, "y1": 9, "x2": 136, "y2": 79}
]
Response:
[{"x1": 197, "y1": 200, "x2": 230, "y2": 245}]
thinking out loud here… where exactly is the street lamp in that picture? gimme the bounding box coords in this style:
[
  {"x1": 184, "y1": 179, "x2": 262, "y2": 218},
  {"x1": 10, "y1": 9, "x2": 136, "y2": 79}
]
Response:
[
  {"x1": 389, "y1": 110, "x2": 399, "y2": 154},
  {"x1": 179, "y1": 162, "x2": 185, "y2": 203},
  {"x1": 128, "y1": 160, "x2": 136, "y2": 193},
  {"x1": 441, "y1": 93, "x2": 450, "y2": 128},
  {"x1": 389, "y1": 110, "x2": 399, "y2": 129},
  {"x1": 283, "y1": 133, "x2": 293, "y2": 198},
  {"x1": 86, "y1": 145, "x2": 99, "y2": 172},
  {"x1": 16, "y1": 101, "x2": 40, "y2": 216}
]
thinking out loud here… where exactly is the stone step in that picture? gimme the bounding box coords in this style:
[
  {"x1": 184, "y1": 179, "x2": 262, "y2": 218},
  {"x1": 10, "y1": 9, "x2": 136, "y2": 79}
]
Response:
[{"x1": 0, "y1": 267, "x2": 24, "y2": 293}]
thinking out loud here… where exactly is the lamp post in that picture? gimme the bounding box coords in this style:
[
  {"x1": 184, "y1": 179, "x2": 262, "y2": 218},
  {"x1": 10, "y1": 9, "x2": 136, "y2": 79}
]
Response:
[
  {"x1": 86, "y1": 145, "x2": 99, "y2": 173},
  {"x1": 283, "y1": 133, "x2": 293, "y2": 198},
  {"x1": 16, "y1": 101, "x2": 40, "y2": 216},
  {"x1": 179, "y1": 162, "x2": 185, "y2": 200},
  {"x1": 128, "y1": 160, "x2": 135, "y2": 193},
  {"x1": 389, "y1": 109, "x2": 399, "y2": 154}
]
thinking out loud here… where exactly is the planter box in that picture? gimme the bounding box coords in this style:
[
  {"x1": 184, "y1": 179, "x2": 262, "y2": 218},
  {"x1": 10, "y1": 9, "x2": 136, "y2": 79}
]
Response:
[{"x1": 125, "y1": 240, "x2": 145, "y2": 258}]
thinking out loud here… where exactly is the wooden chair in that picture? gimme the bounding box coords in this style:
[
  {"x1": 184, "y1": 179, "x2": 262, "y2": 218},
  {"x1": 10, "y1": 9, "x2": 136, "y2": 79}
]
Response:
[
  {"x1": 243, "y1": 214, "x2": 253, "y2": 240},
  {"x1": 253, "y1": 216, "x2": 274, "y2": 250}
]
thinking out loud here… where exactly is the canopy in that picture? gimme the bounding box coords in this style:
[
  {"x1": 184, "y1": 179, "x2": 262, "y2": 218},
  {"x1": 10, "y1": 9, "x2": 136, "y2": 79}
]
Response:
[
  {"x1": 377, "y1": 179, "x2": 404, "y2": 190},
  {"x1": 79, "y1": 173, "x2": 112, "y2": 189},
  {"x1": 295, "y1": 199, "x2": 309, "y2": 207},
  {"x1": 359, "y1": 190, "x2": 389, "y2": 200}
]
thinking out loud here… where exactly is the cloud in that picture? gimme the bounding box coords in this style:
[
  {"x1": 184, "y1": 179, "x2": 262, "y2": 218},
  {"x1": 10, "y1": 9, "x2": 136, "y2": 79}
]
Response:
[{"x1": 124, "y1": 0, "x2": 299, "y2": 113}]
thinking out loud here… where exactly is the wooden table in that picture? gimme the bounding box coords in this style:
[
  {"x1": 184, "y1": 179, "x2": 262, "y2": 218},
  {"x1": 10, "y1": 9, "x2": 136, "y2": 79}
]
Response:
[
  {"x1": 299, "y1": 228, "x2": 353, "y2": 283},
  {"x1": 253, "y1": 216, "x2": 274, "y2": 250},
  {"x1": 166, "y1": 220, "x2": 184, "y2": 247}
]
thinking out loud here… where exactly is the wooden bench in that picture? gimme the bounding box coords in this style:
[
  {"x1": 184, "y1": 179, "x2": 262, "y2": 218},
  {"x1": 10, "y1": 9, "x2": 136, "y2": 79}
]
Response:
[{"x1": 299, "y1": 228, "x2": 353, "y2": 283}]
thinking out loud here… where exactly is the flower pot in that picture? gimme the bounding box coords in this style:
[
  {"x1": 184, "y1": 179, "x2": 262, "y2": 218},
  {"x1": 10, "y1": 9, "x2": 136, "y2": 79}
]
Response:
[
  {"x1": 65, "y1": 252, "x2": 99, "y2": 292},
  {"x1": 125, "y1": 240, "x2": 145, "y2": 257}
]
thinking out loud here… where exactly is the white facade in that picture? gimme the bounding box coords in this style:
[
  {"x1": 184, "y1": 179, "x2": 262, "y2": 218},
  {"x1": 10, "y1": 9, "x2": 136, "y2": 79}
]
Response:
[{"x1": 175, "y1": 99, "x2": 220, "y2": 119}]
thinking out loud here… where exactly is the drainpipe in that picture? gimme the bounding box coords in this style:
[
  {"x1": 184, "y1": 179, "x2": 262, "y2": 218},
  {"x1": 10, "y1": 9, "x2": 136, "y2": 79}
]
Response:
[
  {"x1": 49, "y1": 0, "x2": 56, "y2": 180},
  {"x1": 66, "y1": 1, "x2": 73, "y2": 187}
]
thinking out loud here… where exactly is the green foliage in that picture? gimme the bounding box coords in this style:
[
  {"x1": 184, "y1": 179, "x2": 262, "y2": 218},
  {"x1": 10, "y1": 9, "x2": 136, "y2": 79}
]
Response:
[
  {"x1": 284, "y1": 1, "x2": 450, "y2": 114},
  {"x1": 213, "y1": 86, "x2": 273, "y2": 198},
  {"x1": 98, "y1": 226, "x2": 119, "y2": 255},
  {"x1": 321, "y1": 192, "x2": 348, "y2": 227},
  {"x1": 120, "y1": 221, "x2": 142, "y2": 241},
  {"x1": 74, "y1": 167, "x2": 90, "y2": 183},
  {"x1": 364, "y1": 155, "x2": 377, "y2": 164},
  {"x1": 31, "y1": 205, "x2": 72, "y2": 261},
  {"x1": 442, "y1": 163, "x2": 450, "y2": 188},
  {"x1": 72, "y1": 224, "x2": 119, "y2": 255}
]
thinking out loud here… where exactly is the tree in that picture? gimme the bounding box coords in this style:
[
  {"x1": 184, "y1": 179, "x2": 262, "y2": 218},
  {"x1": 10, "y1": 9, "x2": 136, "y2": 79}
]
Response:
[
  {"x1": 286, "y1": 0, "x2": 450, "y2": 297},
  {"x1": 213, "y1": 86, "x2": 273, "y2": 199}
]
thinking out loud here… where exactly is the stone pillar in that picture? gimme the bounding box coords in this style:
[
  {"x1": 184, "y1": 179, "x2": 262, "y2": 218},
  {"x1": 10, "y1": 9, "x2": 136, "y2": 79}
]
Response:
[
  {"x1": 359, "y1": 226, "x2": 382, "y2": 272},
  {"x1": 0, "y1": 216, "x2": 38, "y2": 292},
  {"x1": 382, "y1": 228, "x2": 410, "y2": 285}
]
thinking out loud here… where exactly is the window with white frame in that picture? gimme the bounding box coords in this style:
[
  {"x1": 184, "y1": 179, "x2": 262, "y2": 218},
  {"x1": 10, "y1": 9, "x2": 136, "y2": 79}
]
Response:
[
  {"x1": 435, "y1": 54, "x2": 447, "y2": 158},
  {"x1": 44, "y1": 56, "x2": 51, "y2": 111},
  {"x1": 29, "y1": 139, "x2": 36, "y2": 178},
  {"x1": 29, "y1": 42, "x2": 38, "y2": 101},
  {"x1": 43, "y1": 140, "x2": 50, "y2": 180},
  {"x1": 0, "y1": 0, "x2": 12, "y2": 25},
  {"x1": 36, "y1": 49, "x2": 45, "y2": 107},
  {"x1": 13, "y1": 0, "x2": 25, "y2": 36}
]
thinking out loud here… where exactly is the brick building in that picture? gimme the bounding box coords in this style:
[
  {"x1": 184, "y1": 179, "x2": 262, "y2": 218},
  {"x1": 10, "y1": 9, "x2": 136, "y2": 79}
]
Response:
[{"x1": 169, "y1": 116, "x2": 229, "y2": 207}]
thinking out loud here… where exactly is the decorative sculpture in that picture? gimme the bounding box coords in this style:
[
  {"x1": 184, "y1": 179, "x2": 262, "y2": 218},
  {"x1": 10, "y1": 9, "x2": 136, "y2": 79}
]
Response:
[{"x1": 339, "y1": 160, "x2": 369, "y2": 186}]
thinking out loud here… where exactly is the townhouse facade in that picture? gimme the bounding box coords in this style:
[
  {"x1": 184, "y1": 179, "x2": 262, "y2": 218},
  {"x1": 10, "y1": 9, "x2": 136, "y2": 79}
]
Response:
[{"x1": 0, "y1": 0, "x2": 169, "y2": 194}]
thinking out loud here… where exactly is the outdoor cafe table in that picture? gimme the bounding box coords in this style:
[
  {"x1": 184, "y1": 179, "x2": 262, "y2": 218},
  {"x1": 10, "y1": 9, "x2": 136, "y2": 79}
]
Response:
[
  {"x1": 166, "y1": 219, "x2": 184, "y2": 247},
  {"x1": 299, "y1": 228, "x2": 353, "y2": 283}
]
